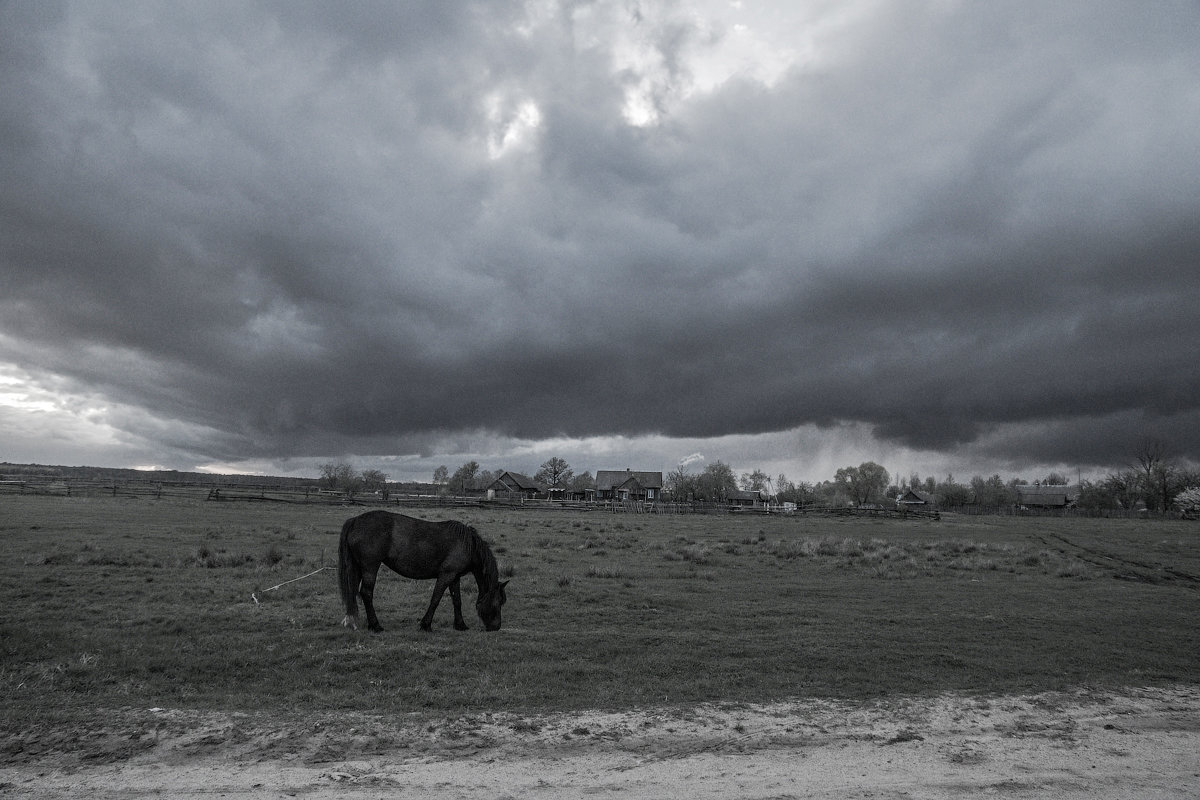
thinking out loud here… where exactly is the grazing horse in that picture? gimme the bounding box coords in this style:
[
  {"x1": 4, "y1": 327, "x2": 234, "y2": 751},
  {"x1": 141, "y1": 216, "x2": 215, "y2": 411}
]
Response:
[{"x1": 338, "y1": 510, "x2": 508, "y2": 632}]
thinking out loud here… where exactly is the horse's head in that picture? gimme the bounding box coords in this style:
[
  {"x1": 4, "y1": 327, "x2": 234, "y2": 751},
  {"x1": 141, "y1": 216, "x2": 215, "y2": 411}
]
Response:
[{"x1": 476, "y1": 580, "x2": 508, "y2": 631}]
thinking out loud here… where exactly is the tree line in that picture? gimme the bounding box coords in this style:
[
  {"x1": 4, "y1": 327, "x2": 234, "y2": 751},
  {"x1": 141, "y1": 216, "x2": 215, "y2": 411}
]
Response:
[
  {"x1": 772, "y1": 439, "x2": 1200, "y2": 514},
  {"x1": 318, "y1": 457, "x2": 597, "y2": 497},
  {"x1": 764, "y1": 440, "x2": 1198, "y2": 513},
  {"x1": 322, "y1": 439, "x2": 1199, "y2": 514},
  {"x1": 430, "y1": 457, "x2": 596, "y2": 496}
]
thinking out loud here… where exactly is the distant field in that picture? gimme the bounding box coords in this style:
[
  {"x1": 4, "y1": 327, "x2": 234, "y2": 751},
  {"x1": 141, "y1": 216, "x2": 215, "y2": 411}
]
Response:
[{"x1": 1, "y1": 495, "x2": 1197, "y2": 726}]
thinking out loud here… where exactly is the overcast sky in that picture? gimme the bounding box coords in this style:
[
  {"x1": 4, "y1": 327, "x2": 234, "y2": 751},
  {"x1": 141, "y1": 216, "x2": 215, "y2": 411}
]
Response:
[{"x1": 2, "y1": 1, "x2": 1199, "y2": 486}]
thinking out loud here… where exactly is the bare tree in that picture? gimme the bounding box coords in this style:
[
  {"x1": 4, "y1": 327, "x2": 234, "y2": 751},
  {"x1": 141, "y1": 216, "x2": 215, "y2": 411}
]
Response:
[
  {"x1": 1102, "y1": 470, "x2": 1142, "y2": 510},
  {"x1": 534, "y1": 457, "x2": 574, "y2": 489},
  {"x1": 739, "y1": 469, "x2": 769, "y2": 492},
  {"x1": 360, "y1": 469, "x2": 389, "y2": 496},
  {"x1": 665, "y1": 464, "x2": 696, "y2": 501},
  {"x1": 1135, "y1": 438, "x2": 1182, "y2": 512},
  {"x1": 319, "y1": 461, "x2": 359, "y2": 493}
]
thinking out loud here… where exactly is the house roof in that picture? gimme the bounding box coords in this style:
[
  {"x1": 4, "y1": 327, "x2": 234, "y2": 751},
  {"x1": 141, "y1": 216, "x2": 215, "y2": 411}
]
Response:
[
  {"x1": 728, "y1": 489, "x2": 765, "y2": 502},
  {"x1": 595, "y1": 470, "x2": 663, "y2": 491},
  {"x1": 1016, "y1": 484, "x2": 1081, "y2": 505},
  {"x1": 1017, "y1": 484, "x2": 1080, "y2": 495},
  {"x1": 492, "y1": 471, "x2": 545, "y2": 491},
  {"x1": 899, "y1": 489, "x2": 932, "y2": 503}
]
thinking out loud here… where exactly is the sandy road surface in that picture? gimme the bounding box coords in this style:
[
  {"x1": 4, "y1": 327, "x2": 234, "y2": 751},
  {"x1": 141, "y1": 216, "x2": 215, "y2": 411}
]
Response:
[{"x1": 3, "y1": 686, "x2": 1198, "y2": 799}]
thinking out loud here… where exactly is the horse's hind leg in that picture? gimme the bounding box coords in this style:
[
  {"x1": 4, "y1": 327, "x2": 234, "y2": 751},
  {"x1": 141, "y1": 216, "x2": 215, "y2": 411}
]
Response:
[
  {"x1": 448, "y1": 577, "x2": 468, "y2": 630},
  {"x1": 359, "y1": 566, "x2": 385, "y2": 632}
]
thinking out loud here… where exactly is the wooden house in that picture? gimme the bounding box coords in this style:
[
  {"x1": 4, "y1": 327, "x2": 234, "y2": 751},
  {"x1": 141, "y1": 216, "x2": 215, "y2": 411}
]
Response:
[
  {"x1": 897, "y1": 489, "x2": 933, "y2": 506},
  {"x1": 487, "y1": 471, "x2": 546, "y2": 500},
  {"x1": 1016, "y1": 484, "x2": 1081, "y2": 508},
  {"x1": 727, "y1": 489, "x2": 768, "y2": 509},
  {"x1": 594, "y1": 469, "x2": 663, "y2": 502}
]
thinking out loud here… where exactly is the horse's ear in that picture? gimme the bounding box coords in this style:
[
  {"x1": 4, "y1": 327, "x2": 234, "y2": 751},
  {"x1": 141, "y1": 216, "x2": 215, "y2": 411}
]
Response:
[{"x1": 499, "y1": 580, "x2": 510, "y2": 590}]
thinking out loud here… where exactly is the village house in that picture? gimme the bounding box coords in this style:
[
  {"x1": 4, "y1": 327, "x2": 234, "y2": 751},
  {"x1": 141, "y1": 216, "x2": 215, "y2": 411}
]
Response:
[
  {"x1": 594, "y1": 469, "x2": 663, "y2": 502},
  {"x1": 486, "y1": 471, "x2": 546, "y2": 500},
  {"x1": 1016, "y1": 484, "x2": 1081, "y2": 508},
  {"x1": 727, "y1": 489, "x2": 768, "y2": 510},
  {"x1": 896, "y1": 488, "x2": 933, "y2": 507}
]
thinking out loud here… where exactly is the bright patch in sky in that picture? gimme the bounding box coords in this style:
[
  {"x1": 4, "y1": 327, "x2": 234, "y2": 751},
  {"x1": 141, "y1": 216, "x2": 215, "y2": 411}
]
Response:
[
  {"x1": 0, "y1": 373, "x2": 58, "y2": 413},
  {"x1": 196, "y1": 462, "x2": 269, "y2": 476},
  {"x1": 487, "y1": 95, "x2": 543, "y2": 159}
]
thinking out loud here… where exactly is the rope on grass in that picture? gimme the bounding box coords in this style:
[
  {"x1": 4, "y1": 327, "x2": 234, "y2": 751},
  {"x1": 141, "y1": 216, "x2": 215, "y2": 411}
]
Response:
[{"x1": 251, "y1": 566, "x2": 332, "y2": 604}]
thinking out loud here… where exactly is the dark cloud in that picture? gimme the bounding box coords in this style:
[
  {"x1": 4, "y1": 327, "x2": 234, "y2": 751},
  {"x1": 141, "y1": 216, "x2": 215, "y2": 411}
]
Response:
[{"x1": 2, "y1": 1, "x2": 1198, "y2": 478}]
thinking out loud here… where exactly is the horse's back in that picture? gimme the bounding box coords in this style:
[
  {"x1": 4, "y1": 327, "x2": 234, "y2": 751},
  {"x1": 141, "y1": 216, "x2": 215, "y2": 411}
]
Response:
[
  {"x1": 345, "y1": 510, "x2": 470, "y2": 580},
  {"x1": 347, "y1": 509, "x2": 403, "y2": 530}
]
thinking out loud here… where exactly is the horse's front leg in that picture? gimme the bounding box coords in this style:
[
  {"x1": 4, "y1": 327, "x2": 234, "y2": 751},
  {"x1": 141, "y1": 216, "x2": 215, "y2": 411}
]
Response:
[
  {"x1": 448, "y1": 577, "x2": 468, "y2": 631},
  {"x1": 420, "y1": 576, "x2": 452, "y2": 631}
]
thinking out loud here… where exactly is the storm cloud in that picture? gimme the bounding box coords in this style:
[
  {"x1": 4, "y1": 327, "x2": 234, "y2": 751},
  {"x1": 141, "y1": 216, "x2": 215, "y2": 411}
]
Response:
[{"x1": 2, "y1": 1, "x2": 1198, "y2": 480}]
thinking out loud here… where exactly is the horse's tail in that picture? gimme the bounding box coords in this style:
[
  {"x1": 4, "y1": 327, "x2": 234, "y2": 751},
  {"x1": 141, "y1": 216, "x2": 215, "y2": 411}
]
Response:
[{"x1": 338, "y1": 516, "x2": 361, "y2": 627}]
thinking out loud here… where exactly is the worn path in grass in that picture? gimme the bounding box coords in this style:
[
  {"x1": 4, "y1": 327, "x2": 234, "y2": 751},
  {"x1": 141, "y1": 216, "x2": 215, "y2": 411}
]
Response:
[{"x1": 3, "y1": 686, "x2": 1199, "y2": 798}]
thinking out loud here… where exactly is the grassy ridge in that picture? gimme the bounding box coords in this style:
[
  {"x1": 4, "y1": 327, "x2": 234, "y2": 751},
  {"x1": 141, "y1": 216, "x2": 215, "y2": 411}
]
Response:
[{"x1": 1, "y1": 496, "x2": 1197, "y2": 722}]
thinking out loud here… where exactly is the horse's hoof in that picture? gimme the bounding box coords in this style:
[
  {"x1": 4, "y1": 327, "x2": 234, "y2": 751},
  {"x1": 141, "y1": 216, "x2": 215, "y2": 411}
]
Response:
[
  {"x1": 368, "y1": 623, "x2": 384, "y2": 633},
  {"x1": 454, "y1": 622, "x2": 469, "y2": 631},
  {"x1": 340, "y1": 615, "x2": 358, "y2": 630},
  {"x1": 419, "y1": 622, "x2": 433, "y2": 632}
]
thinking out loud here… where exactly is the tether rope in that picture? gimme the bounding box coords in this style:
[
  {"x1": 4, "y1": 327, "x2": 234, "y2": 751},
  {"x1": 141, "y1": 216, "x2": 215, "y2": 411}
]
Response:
[{"x1": 251, "y1": 565, "x2": 332, "y2": 604}]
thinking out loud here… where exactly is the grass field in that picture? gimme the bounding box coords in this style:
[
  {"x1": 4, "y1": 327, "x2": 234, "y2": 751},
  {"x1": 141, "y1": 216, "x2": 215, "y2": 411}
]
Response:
[{"x1": 2, "y1": 495, "x2": 1198, "y2": 728}]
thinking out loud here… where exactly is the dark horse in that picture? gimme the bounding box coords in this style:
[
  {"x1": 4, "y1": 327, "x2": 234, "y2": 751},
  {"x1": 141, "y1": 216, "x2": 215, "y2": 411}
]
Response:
[{"x1": 338, "y1": 510, "x2": 508, "y2": 632}]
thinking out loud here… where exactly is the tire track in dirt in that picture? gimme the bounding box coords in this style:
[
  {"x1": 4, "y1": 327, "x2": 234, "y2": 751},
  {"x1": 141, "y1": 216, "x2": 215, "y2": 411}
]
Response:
[{"x1": 1032, "y1": 531, "x2": 1200, "y2": 590}]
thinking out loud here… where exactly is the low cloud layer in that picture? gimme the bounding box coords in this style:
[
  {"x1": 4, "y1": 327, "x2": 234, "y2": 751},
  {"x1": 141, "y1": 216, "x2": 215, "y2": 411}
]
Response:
[{"x1": 2, "y1": 1, "x2": 1198, "y2": 480}]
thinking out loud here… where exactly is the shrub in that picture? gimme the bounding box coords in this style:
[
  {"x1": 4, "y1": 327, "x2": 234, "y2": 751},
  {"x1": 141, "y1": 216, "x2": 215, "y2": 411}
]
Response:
[
  {"x1": 261, "y1": 545, "x2": 284, "y2": 567},
  {"x1": 663, "y1": 544, "x2": 710, "y2": 565}
]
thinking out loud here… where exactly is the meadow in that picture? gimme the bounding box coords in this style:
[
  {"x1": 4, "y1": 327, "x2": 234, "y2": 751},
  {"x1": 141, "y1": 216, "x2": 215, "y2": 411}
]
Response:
[{"x1": 2, "y1": 494, "x2": 1198, "y2": 729}]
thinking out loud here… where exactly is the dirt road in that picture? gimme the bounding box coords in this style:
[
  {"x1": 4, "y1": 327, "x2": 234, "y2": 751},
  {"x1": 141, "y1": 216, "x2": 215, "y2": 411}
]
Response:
[{"x1": 4, "y1": 686, "x2": 1198, "y2": 798}]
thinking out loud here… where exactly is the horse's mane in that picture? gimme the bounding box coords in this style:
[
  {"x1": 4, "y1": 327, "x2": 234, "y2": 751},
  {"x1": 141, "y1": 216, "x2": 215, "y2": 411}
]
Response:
[{"x1": 448, "y1": 521, "x2": 499, "y2": 591}]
